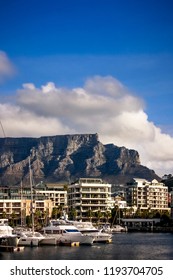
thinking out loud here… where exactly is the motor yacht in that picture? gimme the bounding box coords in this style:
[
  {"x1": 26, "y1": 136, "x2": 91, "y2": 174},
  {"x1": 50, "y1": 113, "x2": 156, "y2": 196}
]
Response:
[
  {"x1": 70, "y1": 221, "x2": 112, "y2": 243},
  {"x1": 41, "y1": 220, "x2": 94, "y2": 245}
]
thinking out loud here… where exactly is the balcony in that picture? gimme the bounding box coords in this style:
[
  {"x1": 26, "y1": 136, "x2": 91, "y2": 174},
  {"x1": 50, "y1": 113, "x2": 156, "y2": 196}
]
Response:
[{"x1": 81, "y1": 202, "x2": 107, "y2": 207}]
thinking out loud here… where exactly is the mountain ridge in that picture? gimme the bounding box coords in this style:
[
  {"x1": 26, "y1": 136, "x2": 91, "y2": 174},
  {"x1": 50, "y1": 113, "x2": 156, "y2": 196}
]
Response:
[{"x1": 0, "y1": 133, "x2": 160, "y2": 185}]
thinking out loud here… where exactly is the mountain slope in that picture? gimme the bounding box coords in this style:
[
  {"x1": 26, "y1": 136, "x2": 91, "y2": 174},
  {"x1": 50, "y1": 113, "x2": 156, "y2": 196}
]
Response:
[{"x1": 0, "y1": 133, "x2": 160, "y2": 185}]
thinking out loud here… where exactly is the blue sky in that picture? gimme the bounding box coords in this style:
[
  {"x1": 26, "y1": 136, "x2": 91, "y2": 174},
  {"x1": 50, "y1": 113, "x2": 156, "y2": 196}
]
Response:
[{"x1": 0, "y1": 0, "x2": 173, "y2": 175}]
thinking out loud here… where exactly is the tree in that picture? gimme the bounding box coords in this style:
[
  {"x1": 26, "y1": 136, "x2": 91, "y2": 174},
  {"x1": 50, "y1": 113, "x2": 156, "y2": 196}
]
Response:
[
  {"x1": 1, "y1": 211, "x2": 7, "y2": 219},
  {"x1": 52, "y1": 207, "x2": 59, "y2": 219},
  {"x1": 43, "y1": 208, "x2": 49, "y2": 226},
  {"x1": 9, "y1": 211, "x2": 18, "y2": 227},
  {"x1": 63, "y1": 184, "x2": 68, "y2": 191},
  {"x1": 160, "y1": 211, "x2": 171, "y2": 226},
  {"x1": 87, "y1": 209, "x2": 94, "y2": 222},
  {"x1": 34, "y1": 209, "x2": 42, "y2": 228},
  {"x1": 134, "y1": 207, "x2": 141, "y2": 218},
  {"x1": 121, "y1": 208, "x2": 127, "y2": 218},
  {"x1": 69, "y1": 208, "x2": 77, "y2": 220},
  {"x1": 51, "y1": 205, "x2": 64, "y2": 219},
  {"x1": 104, "y1": 210, "x2": 111, "y2": 223},
  {"x1": 95, "y1": 210, "x2": 103, "y2": 224},
  {"x1": 140, "y1": 209, "x2": 150, "y2": 219},
  {"x1": 26, "y1": 215, "x2": 32, "y2": 227}
]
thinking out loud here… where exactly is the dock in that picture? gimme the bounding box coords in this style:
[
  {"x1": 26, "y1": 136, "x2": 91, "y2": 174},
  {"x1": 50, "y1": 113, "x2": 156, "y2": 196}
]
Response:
[
  {"x1": 58, "y1": 241, "x2": 80, "y2": 247},
  {"x1": 93, "y1": 238, "x2": 112, "y2": 243},
  {"x1": 0, "y1": 245, "x2": 25, "y2": 252}
]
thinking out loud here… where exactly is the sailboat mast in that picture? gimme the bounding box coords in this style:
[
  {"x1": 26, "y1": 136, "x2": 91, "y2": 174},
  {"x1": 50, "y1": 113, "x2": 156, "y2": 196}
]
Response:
[
  {"x1": 118, "y1": 206, "x2": 120, "y2": 224},
  {"x1": 0, "y1": 120, "x2": 6, "y2": 137},
  {"x1": 20, "y1": 180, "x2": 23, "y2": 226},
  {"x1": 29, "y1": 156, "x2": 34, "y2": 234}
]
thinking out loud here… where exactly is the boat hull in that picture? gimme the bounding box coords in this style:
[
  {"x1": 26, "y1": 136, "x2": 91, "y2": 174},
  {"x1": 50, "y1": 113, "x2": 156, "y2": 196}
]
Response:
[
  {"x1": 111, "y1": 225, "x2": 128, "y2": 232},
  {"x1": 18, "y1": 237, "x2": 40, "y2": 247},
  {"x1": 42, "y1": 233, "x2": 94, "y2": 245},
  {"x1": 39, "y1": 237, "x2": 57, "y2": 246}
]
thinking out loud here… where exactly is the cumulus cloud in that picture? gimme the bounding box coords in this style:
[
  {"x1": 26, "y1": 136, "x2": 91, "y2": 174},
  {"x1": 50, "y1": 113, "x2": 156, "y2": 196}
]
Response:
[
  {"x1": 0, "y1": 103, "x2": 72, "y2": 138},
  {"x1": 0, "y1": 75, "x2": 173, "y2": 176},
  {"x1": 0, "y1": 51, "x2": 16, "y2": 83}
]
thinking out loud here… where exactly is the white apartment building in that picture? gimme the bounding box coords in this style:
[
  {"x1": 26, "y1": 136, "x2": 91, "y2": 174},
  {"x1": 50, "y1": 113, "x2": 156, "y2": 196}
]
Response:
[
  {"x1": 68, "y1": 178, "x2": 113, "y2": 222},
  {"x1": 36, "y1": 183, "x2": 68, "y2": 209},
  {"x1": 126, "y1": 178, "x2": 169, "y2": 211}
]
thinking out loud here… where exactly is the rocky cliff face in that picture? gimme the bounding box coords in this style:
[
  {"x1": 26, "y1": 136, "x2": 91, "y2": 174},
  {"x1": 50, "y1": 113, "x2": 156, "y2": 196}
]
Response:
[{"x1": 0, "y1": 133, "x2": 160, "y2": 185}]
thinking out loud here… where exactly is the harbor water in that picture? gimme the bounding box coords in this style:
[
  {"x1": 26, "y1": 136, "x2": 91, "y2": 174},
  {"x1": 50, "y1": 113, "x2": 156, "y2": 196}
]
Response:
[{"x1": 1, "y1": 232, "x2": 173, "y2": 260}]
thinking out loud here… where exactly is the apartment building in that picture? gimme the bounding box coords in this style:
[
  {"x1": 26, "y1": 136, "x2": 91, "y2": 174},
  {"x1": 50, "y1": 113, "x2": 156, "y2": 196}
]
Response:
[
  {"x1": 36, "y1": 182, "x2": 68, "y2": 209},
  {"x1": 67, "y1": 178, "x2": 113, "y2": 222},
  {"x1": 126, "y1": 178, "x2": 169, "y2": 211},
  {"x1": 0, "y1": 198, "x2": 52, "y2": 223},
  {"x1": 0, "y1": 183, "x2": 67, "y2": 223},
  {"x1": 170, "y1": 188, "x2": 173, "y2": 220}
]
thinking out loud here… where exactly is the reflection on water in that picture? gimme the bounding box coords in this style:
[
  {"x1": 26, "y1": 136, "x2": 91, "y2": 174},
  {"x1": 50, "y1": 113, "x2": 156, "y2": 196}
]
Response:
[{"x1": 1, "y1": 233, "x2": 173, "y2": 260}]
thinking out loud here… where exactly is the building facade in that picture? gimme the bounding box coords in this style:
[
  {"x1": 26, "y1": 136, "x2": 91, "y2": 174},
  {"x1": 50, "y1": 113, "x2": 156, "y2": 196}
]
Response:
[
  {"x1": 67, "y1": 178, "x2": 113, "y2": 222},
  {"x1": 126, "y1": 178, "x2": 169, "y2": 211},
  {"x1": 170, "y1": 188, "x2": 173, "y2": 220},
  {"x1": 0, "y1": 183, "x2": 67, "y2": 224},
  {"x1": 36, "y1": 182, "x2": 68, "y2": 209}
]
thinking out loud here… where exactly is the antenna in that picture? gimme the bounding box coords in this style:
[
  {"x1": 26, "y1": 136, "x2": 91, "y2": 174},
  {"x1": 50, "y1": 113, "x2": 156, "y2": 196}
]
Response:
[{"x1": 0, "y1": 120, "x2": 6, "y2": 137}]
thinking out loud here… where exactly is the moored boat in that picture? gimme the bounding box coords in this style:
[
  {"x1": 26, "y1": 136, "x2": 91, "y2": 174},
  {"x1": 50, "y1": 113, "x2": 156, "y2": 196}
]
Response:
[
  {"x1": 111, "y1": 224, "x2": 128, "y2": 233},
  {"x1": 40, "y1": 220, "x2": 94, "y2": 245},
  {"x1": 0, "y1": 219, "x2": 19, "y2": 248},
  {"x1": 71, "y1": 221, "x2": 112, "y2": 243},
  {"x1": 14, "y1": 227, "x2": 57, "y2": 246},
  {"x1": 17, "y1": 231, "x2": 44, "y2": 246}
]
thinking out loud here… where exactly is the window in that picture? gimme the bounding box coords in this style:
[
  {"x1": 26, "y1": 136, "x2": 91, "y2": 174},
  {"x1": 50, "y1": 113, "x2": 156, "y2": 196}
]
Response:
[{"x1": 65, "y1": 229, "x2": 79, "y2": 233}]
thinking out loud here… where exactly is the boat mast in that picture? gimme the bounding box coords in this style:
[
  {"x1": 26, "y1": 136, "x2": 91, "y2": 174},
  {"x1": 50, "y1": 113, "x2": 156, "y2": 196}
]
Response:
[
  {"x1": 0, "y1": 120, "x2": 6, "y2": 137},
  {"x1": 20, "y1": 180, "x2": 23, "y2": 226},
  {"x1": 29, "y1": 156, "x2": 34, "y2": 234}
]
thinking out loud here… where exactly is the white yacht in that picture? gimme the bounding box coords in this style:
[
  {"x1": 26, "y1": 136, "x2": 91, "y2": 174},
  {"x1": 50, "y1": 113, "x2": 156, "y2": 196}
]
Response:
[
  {"x1": 101, "y1": 223, "x2": 127, "y2": 233},
  {"x1": 111, "y1": 224, "x2": 128, "y2": 233},
  {"x1": 70, "y1": 221, "x2": 112, "y2": 243},
  {"x1": 17, "y1": 230, "x2": 44, "y2": 246},
  {"x1": 14, "y1": 227, "x2": 57, "y2": 246},
  {"x1": 0, "y1": 219, "x2": 13, "y2": 237},
  {"x1": 0, "y1": 219, "x2": 19, "y2": 247},
  {"x1": 41, "y1": 220, "x2": 94, "y2": 245}
]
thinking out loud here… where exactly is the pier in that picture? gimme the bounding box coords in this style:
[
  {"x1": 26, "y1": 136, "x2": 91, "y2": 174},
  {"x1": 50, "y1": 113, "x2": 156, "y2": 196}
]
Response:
[
  {"x1": 58, "y1": 241, "x2": 80, "y2": 247},
  {"x1": 0, "y1": 245, "x2": 24, "y2": 252}
]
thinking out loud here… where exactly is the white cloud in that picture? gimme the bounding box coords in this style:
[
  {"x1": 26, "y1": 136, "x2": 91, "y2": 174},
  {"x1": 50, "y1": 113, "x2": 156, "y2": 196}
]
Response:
[
  {"x1": 0, "y1": 51, "x2": 16, "y2": 83},
  {"x1": 0, "y1": 75, "x2": 173, "y2": 176},
  {"x1": 0, "y1": 103, "x2": 72, "y2": 137}
]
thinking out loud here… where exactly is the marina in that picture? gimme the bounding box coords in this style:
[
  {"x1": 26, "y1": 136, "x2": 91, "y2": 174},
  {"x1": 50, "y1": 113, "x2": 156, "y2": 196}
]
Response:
[{"x1": 1, "y1": 232, "x2": 173, "y2": 260}]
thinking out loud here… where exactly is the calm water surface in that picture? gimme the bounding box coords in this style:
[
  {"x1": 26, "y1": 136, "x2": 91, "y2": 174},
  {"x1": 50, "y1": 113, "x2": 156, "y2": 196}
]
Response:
[{"x1": 1, "y1": 233, "x2": 173, "y2": 260}]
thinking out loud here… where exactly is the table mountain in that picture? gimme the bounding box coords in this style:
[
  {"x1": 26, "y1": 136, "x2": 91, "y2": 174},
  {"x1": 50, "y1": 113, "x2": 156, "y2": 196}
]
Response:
[{"x1": 0, "y1": 133, "x2": 160, "y2": 185}]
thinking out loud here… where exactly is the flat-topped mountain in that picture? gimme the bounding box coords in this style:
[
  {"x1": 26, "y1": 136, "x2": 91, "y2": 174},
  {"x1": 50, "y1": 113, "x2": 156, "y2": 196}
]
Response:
[{"x1": 0, "y1": 133, "x2": 160, "y2": 185}]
